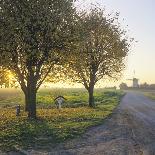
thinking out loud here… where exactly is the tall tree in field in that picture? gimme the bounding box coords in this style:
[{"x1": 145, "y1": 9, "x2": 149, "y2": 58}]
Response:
[
  {"x1": 0, "y1": 0, "x2": 76, "y2": 118},
  {"x1": 64, "y1": 8, "x2": 132, "y2": 107}
]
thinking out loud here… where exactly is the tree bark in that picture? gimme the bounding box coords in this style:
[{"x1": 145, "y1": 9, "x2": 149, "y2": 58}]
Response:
[
  {"x1": 27, "y1": 88, "x2": 36, "y2": 119},
  {"x1": 88, "y1": 85, "x2": 95, "y2": 107},
  {"x1": 25, "y1": 81, "x2": 37, "y2": 118},
  {"x1": 24, "y1": 85, "x2": 37, "y2": 118},
  {"x1": 25, "y1": 92, "x2": 29, "y2": 112},
  {"x1": 26, "y1": 68, "x2": 37, "y2": 119}
]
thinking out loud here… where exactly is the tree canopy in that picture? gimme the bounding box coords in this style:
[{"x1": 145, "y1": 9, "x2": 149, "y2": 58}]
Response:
[
  {"x1": 0, "y1": 0, "x2": 77, "y2": 118},
  {"x1": 0, "y1": 1, "x2": 132, "y2": 117},
  {"x1": 60, "y1": 8, "x2": 132, "y2": 107}
]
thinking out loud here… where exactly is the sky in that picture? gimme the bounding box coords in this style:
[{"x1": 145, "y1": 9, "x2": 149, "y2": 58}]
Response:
[{"x1": 74, "y1": 0, "x2": 155, "y2": 87}]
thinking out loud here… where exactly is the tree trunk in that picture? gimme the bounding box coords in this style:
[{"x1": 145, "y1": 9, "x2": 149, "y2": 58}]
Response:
[
  {"x1": 88, "y1": 85, "x2": 95, "y2": 107},
  {"x1": 26, "y1": 75, "x2": 37, "y2": 119},
  {"x1": 27, "y1": 88, "x2": 36, "y2": 118},
  {"x1": 25, "y1": 92, "x2": 29, "y2": 112},
  {"x1": 24, "y1": 88, "x2": 37, "y2": 118}
]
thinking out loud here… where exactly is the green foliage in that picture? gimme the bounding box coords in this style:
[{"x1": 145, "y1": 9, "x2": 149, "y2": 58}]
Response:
[
  {"x1": 55, "y1": 7, "x2": 132, "y2": 92},
  {"x1": 0, "y1": 89, "x2": 124, "y2": 151},
  {"x1": 0, "y1": 0, "x2": 76, "y2": 88},
  {"x1": 0, "y1": 0, "x2": 78, "y2": 117},
  {"x1": 0, "y1": 68, "x2": 18, "y2": 88},
  {"x1": 0, "y1": 0, "x2": 132, "y2": 117},
  {"x1": 0, "y1": 67, "x2": 10, "y2": 88}
]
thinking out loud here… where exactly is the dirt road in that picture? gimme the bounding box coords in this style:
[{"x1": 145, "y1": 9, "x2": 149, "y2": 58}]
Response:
[
  {"x1": 4, "y1": 92, "x2": 155, "y2": 155},
  {"x1": 45, "y1": 92, "x2": 155, "y2": 155}
]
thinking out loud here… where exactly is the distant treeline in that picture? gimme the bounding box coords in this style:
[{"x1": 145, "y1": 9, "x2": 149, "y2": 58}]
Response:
[
  {"x1": 139, "y1": 83, "x2": 155, "y2": 89},
  {"x1": 120, "y1": 82, "x2": 155, "y2": 90}
]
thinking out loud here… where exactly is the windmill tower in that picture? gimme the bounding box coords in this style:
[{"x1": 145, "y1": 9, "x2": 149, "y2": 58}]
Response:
[{"x1": 127, "y1": 70, "x2": 139, "y2": 88}]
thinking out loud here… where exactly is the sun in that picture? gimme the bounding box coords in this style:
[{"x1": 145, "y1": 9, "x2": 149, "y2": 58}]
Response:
[{"x1": 6, "y1": 70, "x2": 14, "y2": 80}]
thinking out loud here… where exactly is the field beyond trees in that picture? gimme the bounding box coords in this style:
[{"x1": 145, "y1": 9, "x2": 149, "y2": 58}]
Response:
[
  {"x1": 143, "y1": 92, "x2": 155, "y2": 100},
  {"x1": 0, "y1": 88, "x2": 124, "y2": 152}
]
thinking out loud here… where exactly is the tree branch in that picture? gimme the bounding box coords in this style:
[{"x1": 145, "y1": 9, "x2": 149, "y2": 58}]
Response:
[{"x1": 36, "y1": 64, "x2": 53, "y2": 90}]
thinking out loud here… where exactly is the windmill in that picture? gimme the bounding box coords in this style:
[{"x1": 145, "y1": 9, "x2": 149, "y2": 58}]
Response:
[{"x1": 127, "y1": 70, "x2": 139, "y2": 88}]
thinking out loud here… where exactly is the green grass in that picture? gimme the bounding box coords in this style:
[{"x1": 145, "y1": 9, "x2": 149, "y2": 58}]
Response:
[
  {"x1": 143, "y1": 92, "x2": 155, "y2": 100},
  {"x1": 0, "y1": 88, "x2": 124, "y2": 152}
]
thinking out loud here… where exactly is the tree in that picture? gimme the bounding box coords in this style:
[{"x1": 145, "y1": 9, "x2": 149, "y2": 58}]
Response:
[
  {"x1": 62, "y1": 8, "x2": 131, "y2": 107},
  {"x1": 0, "y1": 0, "x2": 76, "y2": 118}
]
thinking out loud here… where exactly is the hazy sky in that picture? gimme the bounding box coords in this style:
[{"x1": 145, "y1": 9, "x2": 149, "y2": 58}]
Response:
[{"x1": 75, "y1": 0, "x2": 155, "y2": 87}]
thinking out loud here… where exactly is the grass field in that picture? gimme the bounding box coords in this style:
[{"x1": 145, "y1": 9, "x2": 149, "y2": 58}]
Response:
[
  {"x1": 0, "y1": 88, "x2": 124, "y2": 152},
  {"x1": 143, "y1": 92, "x2": 155, "y2": 100}
]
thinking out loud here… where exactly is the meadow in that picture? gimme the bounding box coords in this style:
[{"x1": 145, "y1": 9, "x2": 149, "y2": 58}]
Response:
[
  {"x1": 143, "y1": 92, "x2": 155, "y2": 100},
  {"x1": 0, "y1": 88, "x2": 124, "y2": 152}
]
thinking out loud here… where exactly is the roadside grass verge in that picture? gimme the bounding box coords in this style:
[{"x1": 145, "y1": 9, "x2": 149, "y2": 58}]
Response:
[
  {"x1": 0, "y1": 89, "x2": 124, "y2": 152},
  {"x1": 143, "y1": 92, "x2": 155, "y2": 100}
]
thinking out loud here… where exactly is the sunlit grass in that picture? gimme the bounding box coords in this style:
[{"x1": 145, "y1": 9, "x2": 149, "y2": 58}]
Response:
[
  {"x1": 144, "y1": 92, "x2": 155, "y2": 100},
  {"x1": 0, "y1": 88, "x2": 124, "y2": 151}
]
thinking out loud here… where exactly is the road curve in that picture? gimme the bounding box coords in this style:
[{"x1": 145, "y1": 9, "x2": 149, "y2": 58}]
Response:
[{"x1": 20, "y1": 92, "x2": 155, "y2": 155}]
